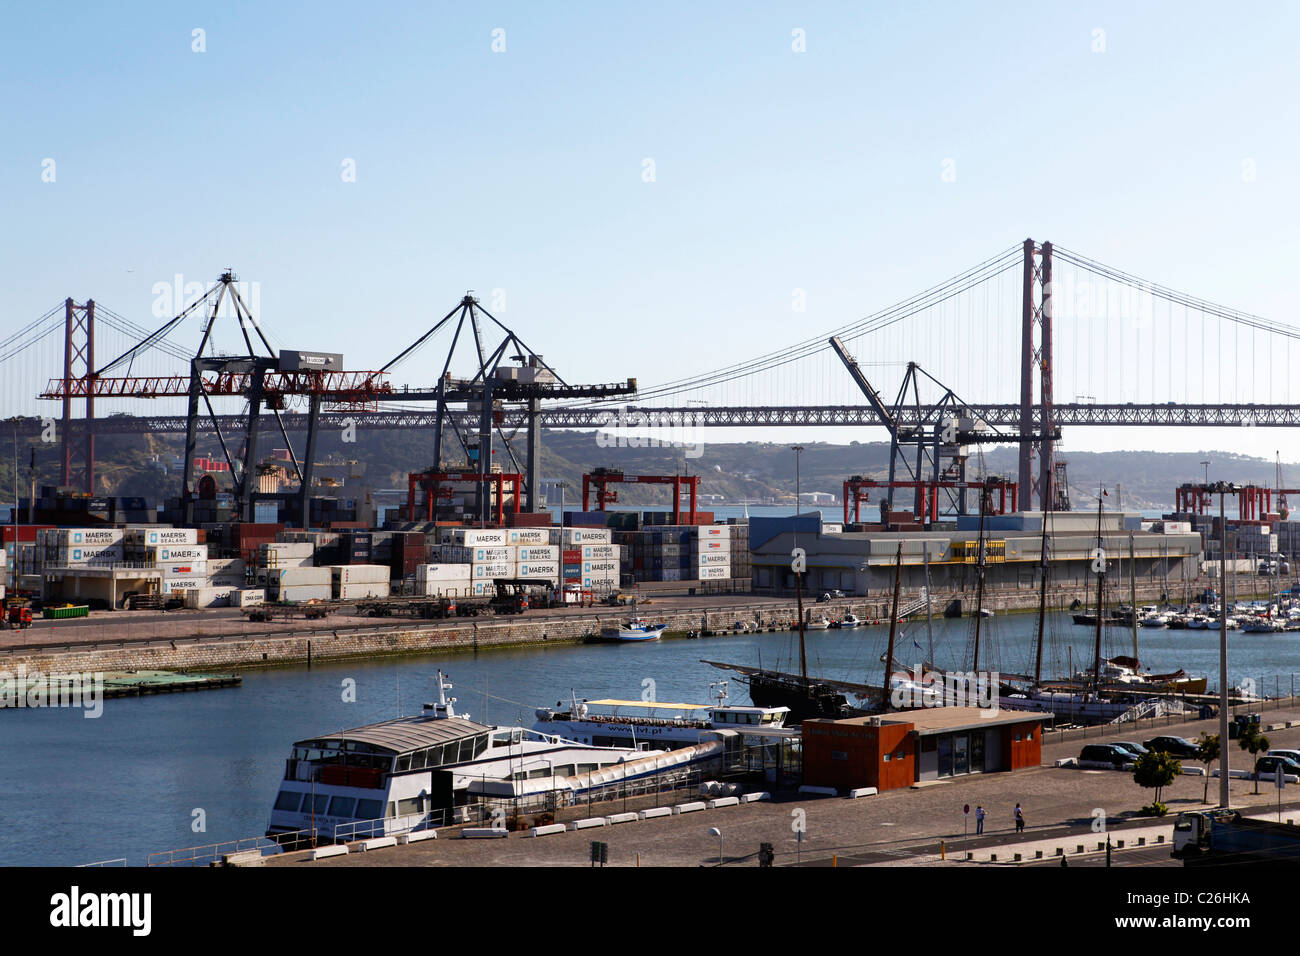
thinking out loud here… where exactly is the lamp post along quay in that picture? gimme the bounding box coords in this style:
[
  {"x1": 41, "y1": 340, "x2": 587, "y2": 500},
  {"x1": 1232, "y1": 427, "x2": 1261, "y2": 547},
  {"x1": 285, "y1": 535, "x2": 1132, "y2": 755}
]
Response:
[{"x1": 1190, "y1": 479, "x2": 1239, "y2": 809}]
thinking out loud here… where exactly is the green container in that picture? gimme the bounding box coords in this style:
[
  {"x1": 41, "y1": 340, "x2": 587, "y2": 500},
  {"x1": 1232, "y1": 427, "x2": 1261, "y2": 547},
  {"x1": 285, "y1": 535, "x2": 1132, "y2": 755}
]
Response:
[{"x1": 44, "y1": 605, "x2": 90, "y2": 620}]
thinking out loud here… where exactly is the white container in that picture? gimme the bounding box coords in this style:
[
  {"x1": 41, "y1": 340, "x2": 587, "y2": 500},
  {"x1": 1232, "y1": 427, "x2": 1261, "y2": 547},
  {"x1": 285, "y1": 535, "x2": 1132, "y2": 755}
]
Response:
[
  {"x1": 232, "y1": 588, "x2": 266, "y2": 607},
  {"x1": 580, "y1": 544, "x2": 620, "y2": 560},
  {"x1": 472, "y1": 562, "x2": 516, "y2": 579},
  {"x1": 696, "y1": 525, "x2": 731, "y2": 541},
  {"x1": 516, "y1": 545, "x2": 559, "y2": 563},
  {"x1": 441, "y1": 528, "x2": 509, "y2": 548},
  {"x1": 132, "y1": 528, "x2": 198, "y2": 547},
  {"x1": 260, "y1": 542, "x2": 314, "y2": 558},
  {"x1": 695, "y1": 553, "x2": 731, "y2": 567},
  {"x1": 162, "y1": 578, "x2": 203, "y2": 593},
  {"x1": 693, "y1": 540, "x2": 728, "y2": 554},
  {"x1": 469, "y1": 546, "x2": 515, "y2": 563},
  {"x1": 152, "y1": 546, "x2": 208, "y2": 563},
  {"x1": 416, "y1": 563, "x2": 473, "y2": 583},
  {"x1": 184, "y1": 587, "x2": 235, "y2": 609},
  {"x1": 277, "y1": 584, "x2": 332, "y2": 603},
  {"x1": 581, "y1": 560, "x2": 620, "y2": 576},
  {"x1": 506, "y1": 528, "x2": 551, "y2": 545},
  {"x1": 266, "y1": 567, "x2": 332, "y2": 587},
  {"x1": 553, "y1": 527, "x2": 612, "y2": 545},
  {"x1": 53, "y1": 544, "x2": 125, "y2": 565},
  {"x1": 517, "y1": 562, "x2": 560, "y2": 579},
  {"x1": 162, "y1": 561, "x2": 207, "y2": 577},
  {"x1": 55, "y1": 529, "x2": 125, "y2": 547},
  {"x1": 418, "y1": 579, "x2": 473, "y2": 597},
  {"x1": 337, "y1": 581, "x2": 390, "y2": 600},
  {"x1": 329, "y1": 564, "x2": 389, "y2": 584},
  {"x1": 698, "y1": 565, "x2": 731, "y2": 580}
]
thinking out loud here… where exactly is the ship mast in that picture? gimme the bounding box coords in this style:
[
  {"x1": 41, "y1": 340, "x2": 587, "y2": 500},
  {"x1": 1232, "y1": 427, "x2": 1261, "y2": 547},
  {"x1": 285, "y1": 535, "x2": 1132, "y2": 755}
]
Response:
[
  {"x1": 882, "y1": 543, "x2": 903, "y2": 712},
  {"x1": 1092, "y1": 486, "x2": 1106, "y2": 696}
]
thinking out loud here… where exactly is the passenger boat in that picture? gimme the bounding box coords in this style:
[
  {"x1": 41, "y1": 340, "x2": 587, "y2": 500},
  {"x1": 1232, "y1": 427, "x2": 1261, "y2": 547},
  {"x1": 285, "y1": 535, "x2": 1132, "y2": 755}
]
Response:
[
  {"x1": 533, "y1": 686, "x2": 790, "y2": 749},
  {"x1": 265, "y1": 673, "x2": 711, "y2": 844},
  {"x1": 836, "y1": 613, "x2": 863, "y2": 628}
]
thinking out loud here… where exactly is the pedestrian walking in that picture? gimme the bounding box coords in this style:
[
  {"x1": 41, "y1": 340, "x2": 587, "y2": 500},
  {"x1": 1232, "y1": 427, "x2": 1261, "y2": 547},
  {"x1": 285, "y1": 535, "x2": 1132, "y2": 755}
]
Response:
[
  {"x1": 1014, "y1": 803, "x2": 1025, "y2": 834},
  {"x1": 975, "y1": 805, "x2": 985, "y2": 835}
]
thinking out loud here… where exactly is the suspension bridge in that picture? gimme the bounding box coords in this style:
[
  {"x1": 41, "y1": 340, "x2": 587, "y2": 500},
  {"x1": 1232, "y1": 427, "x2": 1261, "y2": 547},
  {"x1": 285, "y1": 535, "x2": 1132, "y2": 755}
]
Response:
[{"x1": 4, "y1": 238, "x2": 1299, "y2": 518}]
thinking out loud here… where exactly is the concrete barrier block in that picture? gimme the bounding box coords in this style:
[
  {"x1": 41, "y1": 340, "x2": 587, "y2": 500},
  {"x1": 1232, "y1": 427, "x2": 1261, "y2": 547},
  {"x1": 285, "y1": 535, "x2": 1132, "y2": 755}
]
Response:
[
  {"x1": 1181, "y1": 766, "x2": 1206, "y2": 776},
  {"x1": 462, "y1": 827, "x2": 509, "y2": 839},
  {"x1": 222, "y1": 849, "x2": 264, "y2": 866},
  {"x1": 527, "y1": 824, "x2": 567, "y2": 837},
  {"x1": 400, "y1": 830, "x2": 436, "y2": 844},
  {"x1": 309, "y1": 844, "x2": 348, "y2": 860},
  {"x1": 358, "y1": 836, "x2": 397, "y2": 851},
  {"x1": 741, "y1": 792, "x2": 771, "y2": 803},
  {"x1": 673, "y1": 801, "x2": 707, "y2": 815},
  {"x1": 708, "y1": 796, "x2": 741, "y2": 809},
  {"x1": 798, "y1": 785, "x2": 838, "y2": 797},
  {"x1": 569, "y1": 817, "x2": 608, "y2": 831},
  {"x1": 606, "y1": 813, "x2": 638, "y2": 825},
  {"x1": 639, "y1": 807, "x2": 673, "y2": 820},
  {"x1": 847, "y1": 787, "x2": 878, "y2": 799}
]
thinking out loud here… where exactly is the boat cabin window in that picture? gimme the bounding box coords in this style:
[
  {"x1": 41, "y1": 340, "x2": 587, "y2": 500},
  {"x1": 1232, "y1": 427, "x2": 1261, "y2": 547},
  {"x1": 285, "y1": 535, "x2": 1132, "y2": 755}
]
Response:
[
  {"x1": 356, "y1": 799, "x2": 384, "y2": 821},
  {"x1": 762, "y1": 713, "x2": 780, "y2": 725},
  {"x1": 527, "y1": 768, "x2": 551, "y2": 779},
  {"x1": 328, "y1": 796, "x2": 356, "y2": 818},
  {"x1": 308, "y1": 793, "x2": 329, "y2": 816},
  {"x1": 553, "y1": 765, "x2": 574, "y2": 776},
  {"x1": 396, "y1": 755, "x2": 411, "y2": 772},
  {"x1": 274, "y1": 791, "x2": 304, "y2": 812},
  {"x1": 387, "y1": 802, "x2": 397, "y2": 818},
  {"x1": 577, "y1": 763, "x2": 598, "y2": 774},
  {"x1": 397, "y1": 796, "x2": 425, "y2": 815}
]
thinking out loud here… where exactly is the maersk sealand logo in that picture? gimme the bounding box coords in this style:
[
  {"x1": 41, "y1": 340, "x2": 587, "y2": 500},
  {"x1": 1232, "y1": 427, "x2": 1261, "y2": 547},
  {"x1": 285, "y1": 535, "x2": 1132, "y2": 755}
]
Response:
[{"x1": 73, "y1": 532, "x2": 83, "y2": 544}]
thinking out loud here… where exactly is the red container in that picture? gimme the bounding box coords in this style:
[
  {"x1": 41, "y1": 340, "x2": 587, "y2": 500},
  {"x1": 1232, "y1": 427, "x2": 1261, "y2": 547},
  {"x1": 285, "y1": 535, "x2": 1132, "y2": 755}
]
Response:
[{"x1": 562, "y1": 549, "x2": 582, "y2": 563}]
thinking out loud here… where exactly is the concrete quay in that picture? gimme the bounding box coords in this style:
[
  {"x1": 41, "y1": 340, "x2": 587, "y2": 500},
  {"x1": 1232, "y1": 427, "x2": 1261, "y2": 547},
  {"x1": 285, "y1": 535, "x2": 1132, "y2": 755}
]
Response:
[{"x1": 262, "y1": 702, "x2": 1300, "y2": 869}]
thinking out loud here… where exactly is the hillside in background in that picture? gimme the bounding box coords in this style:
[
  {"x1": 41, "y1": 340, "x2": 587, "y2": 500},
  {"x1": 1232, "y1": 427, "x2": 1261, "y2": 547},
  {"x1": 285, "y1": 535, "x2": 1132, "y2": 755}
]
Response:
[{"x1": 0, "y1": 420, "x2": 1291, "y2": 513}]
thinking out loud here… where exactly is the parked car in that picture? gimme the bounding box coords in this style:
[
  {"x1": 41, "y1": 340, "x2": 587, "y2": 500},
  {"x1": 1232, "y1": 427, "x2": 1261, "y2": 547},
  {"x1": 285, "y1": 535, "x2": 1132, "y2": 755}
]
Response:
[
  {"x1": 1079, "y1": 744, "x2": 1136, "y2": 768},
  {"x1": 1255, "y1": 755, "x2": 1300, "y2": 779},
  {"x1": 1267, "y1": 749, "x2": 1300, "y2": 764},
  {"x1": 817, "y1": 593, "x2": 832, "y2": 603},
  {"x1": 1111, "y1": 741, "x2": 1150, "y2": 758},
  {"x1": 1142, "y1": 736, "x2": 1201, "y2": 759},
  {"x1": 828, "y1": 589, "x2": 847, "y2": 598}
]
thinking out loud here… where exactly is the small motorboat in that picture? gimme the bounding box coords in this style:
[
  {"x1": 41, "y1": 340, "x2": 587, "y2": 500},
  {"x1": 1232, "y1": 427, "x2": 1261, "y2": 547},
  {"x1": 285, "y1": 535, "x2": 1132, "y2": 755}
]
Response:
[
  {"x1": 838, "y1": 613, "x2": 863, "y2": 628},
  {"x1": 601, "y1": 618, "x2": 667, "y2": 642},
  {"x1": 805, "y1": 616, "x2": 832, "y2": 630}
]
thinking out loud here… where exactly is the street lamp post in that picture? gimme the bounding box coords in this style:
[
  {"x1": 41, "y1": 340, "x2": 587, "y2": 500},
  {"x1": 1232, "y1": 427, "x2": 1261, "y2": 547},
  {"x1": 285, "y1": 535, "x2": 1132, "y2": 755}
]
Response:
[{"x1": 1210, "y1": 480, "x2": 1237, "y2": 809}]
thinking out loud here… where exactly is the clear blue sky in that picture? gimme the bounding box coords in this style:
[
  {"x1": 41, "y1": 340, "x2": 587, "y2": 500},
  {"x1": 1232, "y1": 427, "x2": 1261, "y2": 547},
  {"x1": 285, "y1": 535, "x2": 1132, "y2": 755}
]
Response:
[{"x1": 3, "y1": 2, "x2": 1299, "y2": 463}]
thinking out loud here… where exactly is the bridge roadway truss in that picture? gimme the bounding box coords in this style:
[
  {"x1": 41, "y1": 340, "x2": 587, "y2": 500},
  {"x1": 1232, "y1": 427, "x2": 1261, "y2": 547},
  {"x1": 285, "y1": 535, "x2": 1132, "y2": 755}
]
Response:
[{"x1": 20, "y1": 402, "x2": 1300, "y2": 437}]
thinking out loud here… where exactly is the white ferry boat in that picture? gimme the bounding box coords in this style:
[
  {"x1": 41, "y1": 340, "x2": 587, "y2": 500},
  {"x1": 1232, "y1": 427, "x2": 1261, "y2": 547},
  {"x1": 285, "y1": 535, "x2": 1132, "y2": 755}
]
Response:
[
  {"x1": 266, "y1": 673, "x2": 714, "y2": 844},
  {"x1": 533, "y1": 686, "x2": 790, "y2": 749}
]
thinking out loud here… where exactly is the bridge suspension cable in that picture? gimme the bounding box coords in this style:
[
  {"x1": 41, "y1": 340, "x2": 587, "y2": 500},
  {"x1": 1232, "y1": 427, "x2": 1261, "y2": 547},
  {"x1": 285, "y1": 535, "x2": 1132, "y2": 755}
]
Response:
[{"x1": 587, "y1": 243, "x2": 1023, "y2": 406}]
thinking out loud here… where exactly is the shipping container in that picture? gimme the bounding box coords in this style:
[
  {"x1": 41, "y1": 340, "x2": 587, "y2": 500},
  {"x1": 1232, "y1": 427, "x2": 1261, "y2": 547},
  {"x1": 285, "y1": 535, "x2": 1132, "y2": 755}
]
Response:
[
  {"x1": 328, "y1": 564, "x2": 390, "y2": 584},
  {"x1": 337, "y1": 581, "x2": 390, "y2": 600},
  {"x1": 231, "y1": 588, "x2": 266, "y2": 607},
  {"x1": 275, "y1": 584, "x2": 332, "y2": 603}
]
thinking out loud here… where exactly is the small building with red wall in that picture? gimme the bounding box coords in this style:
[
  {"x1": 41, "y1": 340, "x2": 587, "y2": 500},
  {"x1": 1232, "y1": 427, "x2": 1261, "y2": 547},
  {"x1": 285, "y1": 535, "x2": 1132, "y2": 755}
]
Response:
[{"x1": 802, "y1": 707, "x2": 1046, "y2": 792}]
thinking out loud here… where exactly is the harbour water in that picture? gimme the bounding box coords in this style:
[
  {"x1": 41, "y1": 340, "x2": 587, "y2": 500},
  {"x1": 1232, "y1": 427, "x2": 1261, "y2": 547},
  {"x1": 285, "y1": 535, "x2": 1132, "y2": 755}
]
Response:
[{"x1": 5, "y1": 606, "x2": 1300, "y2": 867}]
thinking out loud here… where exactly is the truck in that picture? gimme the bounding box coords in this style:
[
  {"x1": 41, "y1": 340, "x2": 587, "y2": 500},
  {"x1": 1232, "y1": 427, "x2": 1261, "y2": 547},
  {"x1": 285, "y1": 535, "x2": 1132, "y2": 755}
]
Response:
[
  {"x1": 3, "y1": 603, "x2": 33, "y2": 629},
  {"x1": 1172, "y1": 809, "x2": 1300, "y2": 865}
]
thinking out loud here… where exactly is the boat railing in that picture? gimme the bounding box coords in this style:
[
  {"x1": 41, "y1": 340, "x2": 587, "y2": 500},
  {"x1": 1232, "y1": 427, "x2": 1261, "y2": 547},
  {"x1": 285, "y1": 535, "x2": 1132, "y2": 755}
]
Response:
[{"x1": 76, "y1": 858, "x2": 127, "y2": 867}]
